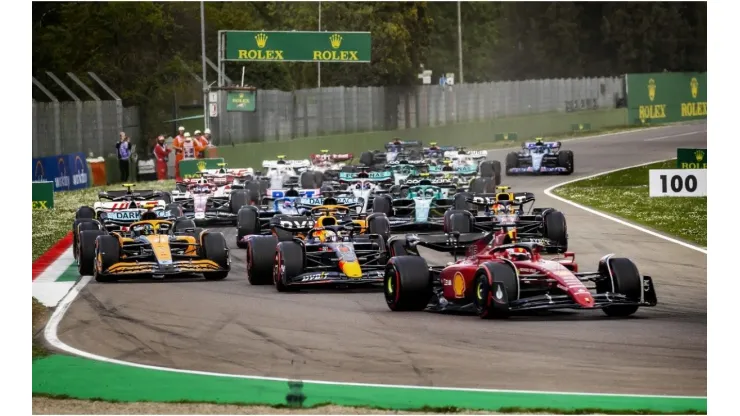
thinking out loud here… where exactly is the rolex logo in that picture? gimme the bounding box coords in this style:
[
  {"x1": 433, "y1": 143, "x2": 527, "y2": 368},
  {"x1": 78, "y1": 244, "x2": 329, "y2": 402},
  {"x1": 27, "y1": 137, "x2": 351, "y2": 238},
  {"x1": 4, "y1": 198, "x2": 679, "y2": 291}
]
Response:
[
  {"x1": 690, "y1": 77, "x2": 699, "y2": 99},
  {"x1": 329, "y1": 33, "x2": 343, "y2": 49},
  {"x1": 197, "y1": 161, "x2": 207, "y2": 171},
  {"x1": 648, "y1": 78, "x2": 656, "y2": 102},
  {"x1": 694, "y1": 150, "x2": 704, "y2": 162},
  {"x1": 255, "y1": 33, "x2": 268, "y2": 49}
]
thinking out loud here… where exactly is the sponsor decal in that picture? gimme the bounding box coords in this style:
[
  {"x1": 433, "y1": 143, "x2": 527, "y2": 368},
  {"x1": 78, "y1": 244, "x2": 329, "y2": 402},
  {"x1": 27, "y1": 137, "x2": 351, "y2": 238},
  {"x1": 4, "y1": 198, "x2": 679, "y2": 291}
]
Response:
[
  {"x1": 301, "y1": 272, "x2": 328, "y2": 282},
  {"x1": 453, "y1": 272, "x2": 466, "y2": 298},
  {"x1": 280, "y1": 219, "x2": 315, "y2": 228}
]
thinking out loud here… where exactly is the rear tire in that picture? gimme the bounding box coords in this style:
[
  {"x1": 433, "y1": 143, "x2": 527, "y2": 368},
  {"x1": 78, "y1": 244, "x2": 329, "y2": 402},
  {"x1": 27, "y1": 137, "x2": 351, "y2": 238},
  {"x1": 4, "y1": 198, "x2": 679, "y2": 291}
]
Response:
[
  {"x1": 230, "y1": 190, "x2": 250, "y2": 214},
  {"x1": 475, "y1": 262, "x2": 519, "y2": 319},
  {"x1": 165, "y1": 203, "x2": 183, "y2": 218},
  {"x1": 372, "y1": 195, "x2": 393, "y2": 217},
  {"x1": 543, "y1": 210, "x2": 568, "y2": 253},
  {"x1": 202, "y1": 232, "x2": 229, "y2": 280},
  {"x1": 453, "y1": 192, "x2": 472, "y2": 211},
  {"x1": 300, "y1": 171, "x2": 317, "y2": 189},
  {"x1": 367, "y1": 213, "x2": 391, "y2": 241},
  {"x1": 75, "y1": 206, "x2": 96, "y2": 220},
  {"x1": 246, "y1": 236, "x2": 278, "y2": 285},
  {"x1": 94, "y1": 235, "x2": 120, "y2": 282},
  {"x1": 558, "y1": 150, "x2": 574, "y2": 174},
  {"x1": 237, "y1": 206, "x2": 260, "y2": 248},
  {"x1": 78, "y1": 230, "x2": 106, "y2": 276},
  {"x1": 384, "y1": 256, "x2": 431, "y2": 311},
  {"x1": 505, "y1": 152, "x2": 519, "y2": 176},
  {"x1": 274, "y1": 242, "x2": 305, "y2": 292},
  {"x1": 360, "y1": 151, "x2": 374, "y2": 167},
  {"x1": 73, "y1": 219, "x2": 102, "y2": 261},
  {"x1": 173, "y1": 217, "x2": 196, "y2": 234},
  {"x1": 600, "y1": 258, "x2": 642, "y2": 317},
  {"x1": 444, "y1": 209, "x2": 475, "y2": 233}
]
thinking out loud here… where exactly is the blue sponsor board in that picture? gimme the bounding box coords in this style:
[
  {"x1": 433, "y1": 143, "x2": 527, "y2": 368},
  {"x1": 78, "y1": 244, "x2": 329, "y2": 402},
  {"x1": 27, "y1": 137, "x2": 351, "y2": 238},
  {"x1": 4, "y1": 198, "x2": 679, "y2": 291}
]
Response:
[{"x1": 32, "y1": 152, "x2": 90, "y2": 192}]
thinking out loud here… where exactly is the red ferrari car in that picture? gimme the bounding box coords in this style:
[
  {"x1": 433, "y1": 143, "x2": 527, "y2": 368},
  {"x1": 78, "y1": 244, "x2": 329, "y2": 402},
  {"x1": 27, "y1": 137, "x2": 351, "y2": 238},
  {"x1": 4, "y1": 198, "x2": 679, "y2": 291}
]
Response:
[{"x1": 384, "y1": 210, "x2": 657, "y2": 318}]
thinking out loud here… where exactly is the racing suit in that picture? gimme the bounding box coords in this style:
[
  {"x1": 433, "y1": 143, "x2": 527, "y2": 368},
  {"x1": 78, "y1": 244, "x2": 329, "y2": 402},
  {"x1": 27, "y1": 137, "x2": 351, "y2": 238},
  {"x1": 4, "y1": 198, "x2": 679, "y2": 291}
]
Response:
[{"x1": 153, "y1": 142, "x2": 172, "y2": 180}]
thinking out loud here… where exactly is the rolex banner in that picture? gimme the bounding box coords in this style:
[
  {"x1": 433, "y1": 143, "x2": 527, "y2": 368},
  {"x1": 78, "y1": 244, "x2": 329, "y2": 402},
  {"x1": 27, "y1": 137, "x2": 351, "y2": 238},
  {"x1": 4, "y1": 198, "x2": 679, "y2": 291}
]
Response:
[
  {"x1": 626, "y1": 72, "x2": 707, "y2": 125},
  {"x1": 226, "y1": 91, "x2": 256, "y2": 112},
  {"x1": 223, "y1": 31, "x2": 371, "y2": 63},
  {"x1": 677, "y1": 148, "x2": 707, "y2": 169},
  {"x1": 179, "y1": 158, "x2": 225, "y2": 180}
]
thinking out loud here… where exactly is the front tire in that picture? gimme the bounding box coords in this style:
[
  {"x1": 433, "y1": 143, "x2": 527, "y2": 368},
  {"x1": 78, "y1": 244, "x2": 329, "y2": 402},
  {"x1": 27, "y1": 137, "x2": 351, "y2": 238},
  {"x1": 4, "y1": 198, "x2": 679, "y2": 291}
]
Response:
[
  {"x1": 543, "y1": 210, "x2": 568, "y2": 253},
  {"x1": 599, "y1": 257, "x2": 642, "y2": 317},
  {"x1": 202, "y1": 232, "x2": 230, "y2": 280},
  {"x1": 237, "y1": 206, "x2": 260, "y2": 248},
  {"x1": 475, "y1": 261, "x2": 519, "y2": 319},
  {"x1": 246, "y1": 236, "x2": 278, "y2": 285},
  {"x1": 94, "y1": 235, "x2": 120, "y2": 282},
  {"x1": 78, "y1": 230, "x2": 106, "y2": 276},
  {"x1": 273, "y1": 241, "x2": 305, "y2": 292},
  {"x1": 384, "y1": 256, "x2": 432, "y2": 311}
]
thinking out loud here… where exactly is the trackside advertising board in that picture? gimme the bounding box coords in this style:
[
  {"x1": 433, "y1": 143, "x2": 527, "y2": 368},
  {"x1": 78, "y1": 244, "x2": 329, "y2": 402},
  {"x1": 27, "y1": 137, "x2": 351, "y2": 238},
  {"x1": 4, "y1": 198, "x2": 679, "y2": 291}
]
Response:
[
  {"x1": 32, "y1": 181, "x2": 54, "y2": 209},
  {"x1": 32, "y1": 152, "x2": 90, "y2": 192},
  {"x1": 626, "y1": 72, "x2": 707, "y2": 125},
  {"x1": 179, "y1": 158, "x2": 225, "y2": 179},
  {"x1": 223, "y1": 31, "x2": 371, "y2": 63},
  {"x1": 676, "y1": 148, "x2": 707, "y2": 169}
]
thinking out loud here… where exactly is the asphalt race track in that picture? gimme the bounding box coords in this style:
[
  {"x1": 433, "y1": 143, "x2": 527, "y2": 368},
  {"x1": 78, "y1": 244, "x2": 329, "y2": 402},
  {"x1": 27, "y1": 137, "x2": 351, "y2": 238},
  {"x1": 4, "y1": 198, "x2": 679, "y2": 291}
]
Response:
[{"x1": 56, "y1": 123, "x2": 707, "y2": 396}]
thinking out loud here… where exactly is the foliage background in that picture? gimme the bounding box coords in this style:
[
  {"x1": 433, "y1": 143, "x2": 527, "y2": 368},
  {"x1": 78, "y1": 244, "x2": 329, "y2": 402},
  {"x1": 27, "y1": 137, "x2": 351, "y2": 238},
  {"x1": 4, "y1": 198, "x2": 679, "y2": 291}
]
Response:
[{"x1": 32, "y1": 1, "x2": 706, "y2": 138}]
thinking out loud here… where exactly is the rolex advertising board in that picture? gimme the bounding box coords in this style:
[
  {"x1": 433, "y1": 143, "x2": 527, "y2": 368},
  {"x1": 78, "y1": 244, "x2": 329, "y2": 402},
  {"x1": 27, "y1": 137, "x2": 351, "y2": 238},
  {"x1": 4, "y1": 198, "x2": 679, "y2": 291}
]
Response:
[
  {"x1": 626, "y1": 72, "x2": 707, "y2": 125},
  {"x1": 179, "y1": 158, "x2": 225, "y2": 179},
  {"x1": 223, "y1": 31, "x2": 371, "y2": 63}
]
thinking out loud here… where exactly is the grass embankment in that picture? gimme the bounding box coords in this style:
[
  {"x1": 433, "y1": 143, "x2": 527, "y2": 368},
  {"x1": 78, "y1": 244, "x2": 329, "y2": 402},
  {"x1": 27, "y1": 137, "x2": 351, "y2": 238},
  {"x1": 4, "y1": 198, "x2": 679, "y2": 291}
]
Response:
[
  {"x1": 553, "y1": 160, "x2": 706, "y2": 246},
  {"x1": 32, "y1": 180, "x2": 175, "y2": 261}
]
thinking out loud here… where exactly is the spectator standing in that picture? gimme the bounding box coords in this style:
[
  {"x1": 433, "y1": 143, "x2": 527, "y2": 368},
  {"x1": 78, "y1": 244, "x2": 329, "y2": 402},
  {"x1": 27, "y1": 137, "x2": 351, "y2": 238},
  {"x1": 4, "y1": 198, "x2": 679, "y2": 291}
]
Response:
[
  {"x1": 115, "y1": 132, "x2": 131, "y2": 182},
  {"x1": 172, "y1": 126, "x2": 186, "y2": 181},
  {"x1": 153, "y1": 135, "x2": 172, "y2": 180}
]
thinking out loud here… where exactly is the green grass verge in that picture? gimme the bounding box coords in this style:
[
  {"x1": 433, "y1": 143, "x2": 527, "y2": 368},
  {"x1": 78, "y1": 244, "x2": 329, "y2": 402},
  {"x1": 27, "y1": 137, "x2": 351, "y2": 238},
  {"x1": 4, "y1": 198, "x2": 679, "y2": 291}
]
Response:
[
  {"x1": 553, "y1": 160, "x2": 706, "y2": 246},
  {"x1": 32, "y1": 180, "x2": 175, "y2": 261},
  {"x1": 33, "y1": 297, "x2": 49, "y2": 359}
]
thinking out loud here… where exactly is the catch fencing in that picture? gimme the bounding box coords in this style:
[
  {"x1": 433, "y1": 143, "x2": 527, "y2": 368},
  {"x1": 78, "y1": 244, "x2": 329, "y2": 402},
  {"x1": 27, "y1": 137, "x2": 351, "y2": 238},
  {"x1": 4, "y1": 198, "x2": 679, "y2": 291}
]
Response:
[
  {"x1": 32, "y1": 73, "x2": 141, "y2": 159},
  {"x1": 210, "y1": 76, "x2": 625, "y2": 145}
]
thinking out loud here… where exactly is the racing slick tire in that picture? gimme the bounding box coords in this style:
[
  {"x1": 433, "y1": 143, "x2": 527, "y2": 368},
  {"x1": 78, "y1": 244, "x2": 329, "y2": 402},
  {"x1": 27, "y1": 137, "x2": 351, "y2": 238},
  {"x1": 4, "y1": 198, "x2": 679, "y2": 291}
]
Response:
[
  {"x1": 372, "y1": 195, "x2": 393, "y2": 217},
  {"x1": 444, "y1": 209, "x2": 475, "y2": 234},
  {"x1": 598, "y1": 257, "x2": 642, "y2": 317},
  {"x1": 367, "y1": 213, "x2": 391, "y2": 241},
  {"x1": 360, "y1": 151, "x2": 374, "y2": 167},
  {"x1": 78, "y1": 230, "x2": 106, "y2": 276},
  {"x1": 165, "y1": 203, "x2": 184, "y2": 218},
  {"x1": 384, "y1": 256, "x2": 432, "y2": 311},
  {"x1": 475, "y1": 261, "x2": 519, "y2": 319},
  {"x1": 230, "y1": 190, "x2": 250, "y2": 214},
  {"x1": 313, "y1": 171, "x2": 324, "y2": 188},
  {"x1": 246, "y1": 235, "x2": 278, "y2": 285},
  {"x1": 505, "y1": 152, "x2": 519, "y2": 176},
  {"x1": 73, "y1": 219, "x2": 103, "y2": 261},
  {"x1": 173, "y1": 217, "x2": 197, "y2": 234},
  {"x1": 387, "y1": 235, "x2": 409, "y2": 257},
  {"x1": 300, "y1": 171, "x2": 317, "y2": 189},
  {"x1": 479, "y1": 161, "x2": 502, "y2": 185},
  {"x1": 453, "y1": 192, "x2": 473, "y2": 211},
  {"x1": 202, "y1": 232, "x2": 230, "y2": 281},
  {"x1": 94, "y1": 235, "x2": 121, "y2": 282},
  {"x1": 75, "y1": 206, "x2": 96, "y2": 220},
  {"x1": 274, "y1": 241, "x2": 305, "y2": 292},
  {"x1": 469, "y1": 177, "x2": 496, "y2": 194},
  {"x1": 543, "y1": 210, "x2": 568, "y2": 253},
  {"x1": 389, "y1": 185, "x2": 408, "y2": 198},
  {"x1": 245, "y1": 181, "x2": 262, "y2": 203},
  {"x1": 237, "y1": 206, "x2": 260, "y2": 248},
  {"x1": 320, "y1": 185, "x2": 334, "y2": 196},
  {"x1": 558, "y1": 150, "x2": 574, "y2": 175}
]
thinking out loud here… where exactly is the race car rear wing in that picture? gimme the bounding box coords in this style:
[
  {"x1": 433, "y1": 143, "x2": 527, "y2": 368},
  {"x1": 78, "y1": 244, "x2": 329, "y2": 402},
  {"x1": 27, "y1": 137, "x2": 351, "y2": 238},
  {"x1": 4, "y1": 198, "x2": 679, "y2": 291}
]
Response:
[
  {"x1": 384, "y1": 140, "x2": 423, "y2": 150},
  {"x1": 338, "y1": 171, "x2": 393, "y2": 182},
  {"x1": 310, "y1": 153, "x2": 354, "y2": 162},
  {"x1": 270, "y1": 215, "x2": 317, "y2": 234},
  {"x1": 428, "y1": 165, "x2": 477, "y2": 175},
  {"x1": 466, "y1": 192, "x2": 536, "y2": 206},
  {"x1": 98, "y1": 190, "x2": 163, "y2": 201},
  {"x1": 295, "y1": 196, "x2": 361, "y2": 209},
  {"x1": 396, "y1": 231, "x2": 489, "y2": 257},
  {"x1": 262, "y1": 159, "x2": 311, "y2": 169},
  {"x1": 443, "y1": 150, "x2": 488, "y2": 159},
  {"x1": 523, "y1": 141, "x2": 561, "y2": 149}
]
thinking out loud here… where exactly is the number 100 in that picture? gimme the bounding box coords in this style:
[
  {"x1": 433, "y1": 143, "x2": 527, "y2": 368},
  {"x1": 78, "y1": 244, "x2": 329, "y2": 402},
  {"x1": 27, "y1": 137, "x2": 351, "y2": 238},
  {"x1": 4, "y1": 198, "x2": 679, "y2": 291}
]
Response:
[{"x1": 660, "y1": 174, "x2": 697, "y2": 193}]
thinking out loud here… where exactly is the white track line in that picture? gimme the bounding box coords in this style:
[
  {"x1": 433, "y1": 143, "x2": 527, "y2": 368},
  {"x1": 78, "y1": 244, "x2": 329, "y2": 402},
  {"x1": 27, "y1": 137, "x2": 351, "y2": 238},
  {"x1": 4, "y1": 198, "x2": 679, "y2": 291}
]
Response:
[
  {"x1": 43, "y1": 275, "x2": 705, "y2": 399},
  {"x1": 545, "y1": 160, "x2": 707, "y2": 255},
  {"x1": 42, "y1": 125, "x2": 708, "y2": 401},
  {"x1": 644, "y1": 130, "x2": 706, "y2": 141}
]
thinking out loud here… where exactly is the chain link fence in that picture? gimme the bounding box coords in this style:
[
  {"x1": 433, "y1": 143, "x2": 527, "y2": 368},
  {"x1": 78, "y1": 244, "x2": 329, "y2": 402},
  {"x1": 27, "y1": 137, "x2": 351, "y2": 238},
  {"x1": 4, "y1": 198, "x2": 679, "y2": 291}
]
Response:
[{"x1": 210, "y1": 76, "x2": 624, "y2": 145}]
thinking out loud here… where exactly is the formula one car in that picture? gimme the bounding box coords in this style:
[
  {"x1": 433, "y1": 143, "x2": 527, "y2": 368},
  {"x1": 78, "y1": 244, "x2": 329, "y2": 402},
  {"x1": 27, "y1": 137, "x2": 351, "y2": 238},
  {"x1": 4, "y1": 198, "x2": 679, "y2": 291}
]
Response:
[
  {"x1": 76, "y1": 215, "x2": 230, "y2": 282},
  {"x1": 72, "y1": 184, "x2": 181, "y2": 261},
  {"x1": 372, "y1": 183, "x2": 455, "y2": 231},
  {"x1": 453, "y1": 186, "x2": 568, "y2": 253},
  {"x1": 504, "y1": 138, "x2": 574, "y2": 175},
  {"x1": 262, "y1": 155, "x2": 323, "y2": 188},
  {"x1": 423, "y1": 142, "x2": 457, "y2": 160},
  {"x1": 170, "y1": 176, "x2": 254, "y2": 225},
  {"x1": 358, "y1": 139, "x2": 424, "y2": 168},
  {"x1": 335, "y1": 169, "x2": 394, "y2": 213},
  {"x1": 383, "y1": 210, "x2": 657, "y2": 318},
  {"x1": 244, "y1": 219, "x2": 390, "y2": 290},
  {"x1": 309, "y1": 150, "x2": 354, "y2": 181}
]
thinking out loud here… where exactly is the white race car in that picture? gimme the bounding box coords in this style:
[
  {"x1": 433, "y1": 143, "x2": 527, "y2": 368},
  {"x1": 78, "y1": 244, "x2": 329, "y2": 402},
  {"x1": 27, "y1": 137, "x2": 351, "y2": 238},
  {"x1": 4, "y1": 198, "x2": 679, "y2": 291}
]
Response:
[
  {"x1": 262, "y1": 156, "x2": 321, "y2": 189},
  {"x1": 336, "y1": 170, "x2": 393, "y2": 213},
  {"x1": 443, "y1": 148, "x2": 488, "y2": 169}
]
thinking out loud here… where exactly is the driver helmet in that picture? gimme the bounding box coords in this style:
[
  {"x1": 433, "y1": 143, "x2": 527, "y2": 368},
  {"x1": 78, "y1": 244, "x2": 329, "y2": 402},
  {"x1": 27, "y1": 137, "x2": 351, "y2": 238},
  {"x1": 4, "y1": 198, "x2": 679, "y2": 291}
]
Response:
[
  {"x1": 283, "y1": 200, "x2": 293, "y2": 208},
  {"x1": 505, "y1": 247, "x2": 530, "y2": 261}
]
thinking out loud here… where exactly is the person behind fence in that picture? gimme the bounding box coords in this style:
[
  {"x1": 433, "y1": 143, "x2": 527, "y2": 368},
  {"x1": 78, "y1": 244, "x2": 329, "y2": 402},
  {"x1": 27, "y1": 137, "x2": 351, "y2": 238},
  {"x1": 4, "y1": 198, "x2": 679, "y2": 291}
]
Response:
[
  {"x1": 116, "y1": 132, "x2": 131, "y2": 182},
  {"x1": 194, "y1": 130, "x2": 208, "y2": 159},
  {"x1": 172, "y1": 126, "x2": 186, "y2": 180},
  {"x1": 181, "y1": 132, "x2": 204, "y2": 162},
  {"x1": 153, "y1": 135, "x2": 172, "y2": 180}
]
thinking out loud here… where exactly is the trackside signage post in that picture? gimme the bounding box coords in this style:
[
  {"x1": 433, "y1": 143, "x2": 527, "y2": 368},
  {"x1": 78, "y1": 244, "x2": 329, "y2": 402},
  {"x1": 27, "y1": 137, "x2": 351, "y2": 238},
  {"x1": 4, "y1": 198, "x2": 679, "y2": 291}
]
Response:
[
  {"x1": 626, "y1": 72, "x2": 707, "y2": 125},
  {"x1": 649, "y1": 169, "x2": 706, "y2": 197},
  {"x1": 32, "y1": 181, "x2": 54, "y2": 209},
  {"x1": 677, "y1": 148, "x2": 707, "y2": 169}
]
